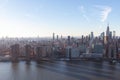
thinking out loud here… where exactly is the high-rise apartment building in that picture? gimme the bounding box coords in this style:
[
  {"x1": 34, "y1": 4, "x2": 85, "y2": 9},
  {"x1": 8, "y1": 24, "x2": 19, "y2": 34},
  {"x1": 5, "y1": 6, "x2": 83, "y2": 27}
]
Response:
[
  {"x1": 25, "y1": 45, "x2": 31, "y2": 61},
  {"x1": 11, "y1": 44, "x2": 20, "y2": 62},
  {"x1": 36, "y1": 46, "x2": 42, "y2": 62}
]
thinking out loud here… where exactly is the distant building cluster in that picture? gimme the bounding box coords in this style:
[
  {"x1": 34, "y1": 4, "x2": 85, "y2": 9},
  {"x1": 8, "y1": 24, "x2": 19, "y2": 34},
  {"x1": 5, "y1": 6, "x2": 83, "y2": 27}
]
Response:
[{"x1": 0, "y1": 24, "x2": 120, "y2": 62}]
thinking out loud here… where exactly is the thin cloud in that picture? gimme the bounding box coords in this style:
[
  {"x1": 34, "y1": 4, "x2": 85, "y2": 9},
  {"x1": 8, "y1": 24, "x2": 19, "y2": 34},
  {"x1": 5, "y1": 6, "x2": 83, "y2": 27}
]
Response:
[
  {"x1": 79, "y1": 5, "x2": 89, "y2": 21},
  {"x1": 79, "y1": 5, "x2": 85, "y2": 13},
  {"x1": 95, "y1": 5, "x2": 112, "y2": 22},
  {"x1": 101, "y1": 6, "x2": 112, "y2": 22},
  {"x1": 83, "y1": 14, "x2": 89, "y2": 21}
]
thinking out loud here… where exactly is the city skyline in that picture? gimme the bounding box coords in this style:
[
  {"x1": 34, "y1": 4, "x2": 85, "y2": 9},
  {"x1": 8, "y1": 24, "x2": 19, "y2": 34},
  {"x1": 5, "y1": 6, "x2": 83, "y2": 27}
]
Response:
[{"x1": 0, "y1": 0, "x2": 120, "y2": 37}]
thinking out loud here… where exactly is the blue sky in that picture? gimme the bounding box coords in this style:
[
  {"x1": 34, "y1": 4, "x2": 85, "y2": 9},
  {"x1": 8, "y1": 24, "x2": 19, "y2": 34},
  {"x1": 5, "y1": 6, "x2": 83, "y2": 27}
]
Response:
[{"x1": 0, "y1": 0, "x2": 120, "y2": 37}]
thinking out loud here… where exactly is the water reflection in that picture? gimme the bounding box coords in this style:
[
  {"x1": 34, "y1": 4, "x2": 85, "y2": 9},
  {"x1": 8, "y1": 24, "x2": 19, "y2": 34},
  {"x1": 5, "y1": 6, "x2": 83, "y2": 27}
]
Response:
[
  {"x1": 11, "y1": 63, "x2": 19, "y2": 80},
  {"x1": 0, "y1": 61, "x2": 120, "y2": 80}
]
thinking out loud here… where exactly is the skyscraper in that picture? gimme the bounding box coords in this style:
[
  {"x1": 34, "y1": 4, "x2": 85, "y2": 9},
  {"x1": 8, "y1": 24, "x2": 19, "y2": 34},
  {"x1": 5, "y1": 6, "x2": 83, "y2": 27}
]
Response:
[
  {"x1": 106, "y1": 24, "x2": 110, "y2": 43},
  {"x1": 68, "y1": 36, "x2": 71, "y2": 45},
  {"x1": 113, "y1": 31, "x2": 116, "y2": 39},
  {"x1": 36, "y1": 46, "x2": 42, "y2": 62},
  {"x1": 53, "y1": 33, "x2": 55, "y2": 40},
  {"x1": 25, "y1": 45, "x2": 31, "y2": 61},
  {"x1": 105, "y1": 24, "x2": 110, "y2": 58},
  {"x1": 57, "y1": 35, "x2": 59, "y2": 40},
  {"x1": 91, "y1": 32, "x2": 94, "y2": 39},
  {"x1": 11, "y1": 44, "x2": 20, "y2": 62}
]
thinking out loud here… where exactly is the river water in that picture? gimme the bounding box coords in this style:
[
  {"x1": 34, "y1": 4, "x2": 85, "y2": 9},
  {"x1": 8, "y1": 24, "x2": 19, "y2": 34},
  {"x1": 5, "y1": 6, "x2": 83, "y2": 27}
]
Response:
[
  {"x1": 0, "y1": 61, "x2": 120, "y2": 80},
  {"x1": 0, "y1": 61, "x2": 79, "y2": 80}
]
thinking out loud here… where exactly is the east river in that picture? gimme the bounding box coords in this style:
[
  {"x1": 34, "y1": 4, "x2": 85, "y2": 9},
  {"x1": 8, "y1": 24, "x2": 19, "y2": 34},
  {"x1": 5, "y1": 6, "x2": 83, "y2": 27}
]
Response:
[{"x1": 0, "y1": 60, "x2": 120, "y2": 80}]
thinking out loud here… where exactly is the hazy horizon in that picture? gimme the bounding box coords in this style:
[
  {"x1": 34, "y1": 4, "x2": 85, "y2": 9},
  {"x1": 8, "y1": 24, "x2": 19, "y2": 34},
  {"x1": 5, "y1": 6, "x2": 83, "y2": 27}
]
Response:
[{"x1": 0, "y1": 0, "x2": 120, "y2": 37}]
